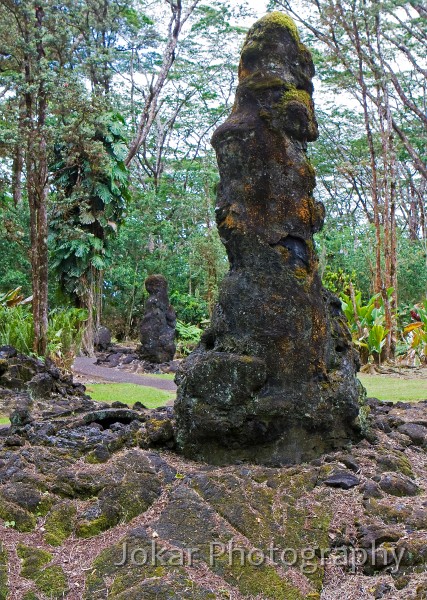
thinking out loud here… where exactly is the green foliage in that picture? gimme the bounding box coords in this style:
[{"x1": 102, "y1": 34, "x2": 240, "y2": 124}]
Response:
[
  {"x1": 50, "y1": 111, "x2": 130, "y2": 302},
  {"x1": 0, "y1": 305, "x2": 87, "y2": 365},
  {"x1": 170, "y1": 292, "x2": 209, "y2": 324},
  {"x1": 175, "y1": 320, "x2": 203, "y2": 356},
  {"x1": 340, "y1": 288, "x2": 391, "y2": 362},
  {"x1": 322, "y1": 267, "x2": 357, "y2": 296},
  {"x1": 46, "y1": 308, "x2": 88, "y2": 369},
  {"x1": 401, "y1": 300, "x2": 427, "y2": 365},
  {"x1": 0, "y1": 306, "x2": 33, "y2": 354}
]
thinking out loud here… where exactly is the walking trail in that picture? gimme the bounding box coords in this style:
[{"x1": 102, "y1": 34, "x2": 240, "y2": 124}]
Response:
[{"x1": 72, "y1": 356, "x2": 177, "y2": 392}]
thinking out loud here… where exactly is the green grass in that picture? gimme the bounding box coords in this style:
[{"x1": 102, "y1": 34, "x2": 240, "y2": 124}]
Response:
[
  {"x1": 358, "y1": 375, "x2": 427, "y2": 402},
  {"x1": 86, "y1": 383, "x2": 175, "y2": 408},
  {"x1": 0, "y1": 417, "x2": 10, "y2": 426},
  {"x1": 141, "y1": 372, "x2": 175, "y2": 381}
]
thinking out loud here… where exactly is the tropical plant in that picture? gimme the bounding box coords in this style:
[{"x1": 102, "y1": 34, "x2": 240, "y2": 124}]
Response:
[
  {"x1": 0, "y1": 306, "x2": 87, "y2": 368},
  {"x1": 175, "y1": 320, "x2": 202, "y2": 356},
  {"x1": 401, "y1": 300, "x2": 427, "y2": 365},
  {"x1": 0, "y1": 287, "x2": 32, "y2": 308},
  {"x1": 0, "y1": 306, "x2": 34, "y2": 354},
  {"x1": 340, "y1": 286, "x2": 392, "y2": 364},
  {"x1": 46, "y1": 309, "x2": 88, "y2": 370},
  {"x1": 50, "y1": 111, "x2": 130, "y2": 354}
]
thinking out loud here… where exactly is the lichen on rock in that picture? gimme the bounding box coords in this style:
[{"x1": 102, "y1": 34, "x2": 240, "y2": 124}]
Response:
[{"x1": 174, "y1": 12, "x2": 365, "y2": 465}]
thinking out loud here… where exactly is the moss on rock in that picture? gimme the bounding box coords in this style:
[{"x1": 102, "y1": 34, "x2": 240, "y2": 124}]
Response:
[
  {"x1": 35, "y1": 566, "x2": 68, "y2": 598},
  {"x1": 44, "y1": 501, "x2": 77, "y2": 546},
  {"x1": 254, "y1": 11, "x2": 300, "y2": 42},
  {"x1": 0, "y1": 498, "x2": 36, "y2": 532},
  {"x1": 280, "y1": 87, "x2": 313, "y2": 114},
  {"x1": 76, "y1": 514, "x2": 112, "y2": 538},
  {"x1": 17, "y1": 544, "x2": 67, "y2": 598},
  {"x1": 17, "y1": 544, "x2": 52, "y2": 579}
]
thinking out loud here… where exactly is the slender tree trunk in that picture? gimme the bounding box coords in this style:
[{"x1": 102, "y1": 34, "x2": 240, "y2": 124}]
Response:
[{"x1": 24, "y1": 6, "x2": 49, "y2": 356}]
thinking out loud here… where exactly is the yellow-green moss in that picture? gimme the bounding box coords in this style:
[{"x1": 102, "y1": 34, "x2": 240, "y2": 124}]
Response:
[
  {"x1": 76, "y1": 515, "x2": 112, "y2": 538},
  {"x1": 214, "y1": 554, "x2": 304, "y2": 599},
  {"x1": 257, "y1": 12, "x2": 300, "y2": 42},
  {"x1": 365, "y1": 498, "x2": 412, "y2": 523},
  {"x1": 35, "y1": 566, "x2": 68, "y2": 598},
  {"x1": 280, "y1": 88, "x2": 313, "y2": 116},
  {"x1": 17, "y1": 545, "x2": 67, "y2": 598},
  {"x1": 0, "y1": 545, "x2": 8, "y2": 600},
  {"x1": 17, "y1": 544, "x2": 52, "y2": 579},
  {"x1": 0, "y1": 499, "x2": 36, "y2": 532},
  {"x1": 44, "y1": 502, "x2": 77, "y2": 546},
  {"x1": 110, "y1": 567, "x2": 166, "y2": 596}
]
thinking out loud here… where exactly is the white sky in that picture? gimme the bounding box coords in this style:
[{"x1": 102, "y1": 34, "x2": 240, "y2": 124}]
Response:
[{"x1": 245, "y1": 0, "x2": 269, "y2": 17}]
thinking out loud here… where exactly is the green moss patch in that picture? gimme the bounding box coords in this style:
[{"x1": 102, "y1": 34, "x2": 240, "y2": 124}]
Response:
[
  {"x1": 76, "y1": 514, "x2": 112, "y2": 539},
  {"x1": 256, "y1": 11, "x2": 300, "y2": 42},
  {"x1": 35, "y1": 566, "x2": 68, "y2": 598},
  {"x1": 44, "y1": 501, "x2": 77, "y2": 546},
  {"x1": 17, "y1": 544, "x2": 67, "y2": 598},
  {"x1": 0, "y1": 498, "x2": 36, "y2": 532},
  {"x1": 22, "y1": 592, "x2": 39, "y2": 600},
  {"x1": 17, "y1": 544, "x2": 52, "y2": 579},
  {"x1": 281, "y1": 88, "x2": 313, "y2": 112}
]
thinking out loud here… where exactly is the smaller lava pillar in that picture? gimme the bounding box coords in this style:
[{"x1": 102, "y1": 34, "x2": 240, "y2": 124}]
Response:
[
  {"x1": 174, "y1": 12, "x2": 365, "y2": 466},
  {"x1": 139, "y1": 274, "x2": 176, "y2": 364}
]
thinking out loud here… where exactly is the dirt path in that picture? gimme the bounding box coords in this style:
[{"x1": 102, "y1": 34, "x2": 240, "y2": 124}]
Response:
[{"x1": 72, "y1": 356, "x2": 177, "y2": 392}]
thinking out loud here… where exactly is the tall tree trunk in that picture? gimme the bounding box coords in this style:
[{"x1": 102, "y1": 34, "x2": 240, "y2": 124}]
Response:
[{"x1": 24, "y1": 6, "x2": 49, "y2": 356}]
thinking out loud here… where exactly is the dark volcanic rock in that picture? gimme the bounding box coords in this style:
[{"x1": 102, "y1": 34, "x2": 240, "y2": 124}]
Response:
[
  {"x1": 139, "y1": 274, "x2": 176, "y2": 363},
  {"x1": 323, "y1": 470, "x2": 360, "y2": 489},
  {"x1": 94, "y1": 326, "x2": 112, "y2": 350},
  {"x1": 0, "y1": 348, "x2": 96, "y2": 423},
  {"x1": 379, "y1": 472, "x2": 420, "y2": 497},
  {"x1": 397, "y1": 422, "x2": 427, "y2": 447},
  {"x1": 175, "y1": 12, "x2": 364, "y2": 465}
]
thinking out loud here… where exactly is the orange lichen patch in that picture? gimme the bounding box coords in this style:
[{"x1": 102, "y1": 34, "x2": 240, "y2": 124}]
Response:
[
  {"x1": 297, "y1": 200, "x2": 313, "y2": 224},
  {"x1": 223, "y1": 214, "x2": 238, "y2": 229},
  {"x1": 311, "y1": 313, "x2": 328, "y2": 342},
  {"x1": 294, "y1": 267, "x2": 308, "y2": 279}
]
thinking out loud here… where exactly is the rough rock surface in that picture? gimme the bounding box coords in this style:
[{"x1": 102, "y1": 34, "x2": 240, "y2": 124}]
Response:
[
  {"x1": 94, "y1": 326, "x2": 112, "y2": 351},
  {"x1": 1, "y1": 391, "x2": 427, "y2": 599},
  {"x1": 175, "y1": 12, "x2": 364, "y2": 465},
  {"x1": 0, "y1": 345, "x2": 95, "y2": 421},
  {"x1": 139, "y1": 275, "x2": 177, "y2": 364}
]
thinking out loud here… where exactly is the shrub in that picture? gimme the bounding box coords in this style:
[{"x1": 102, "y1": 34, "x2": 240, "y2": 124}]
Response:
[
  {"x1": 175, "y1": 320, "x2": 202, "y2": 356},
  {"x1": 0, "y1": 298, "x2": 87, "y2": 369}
]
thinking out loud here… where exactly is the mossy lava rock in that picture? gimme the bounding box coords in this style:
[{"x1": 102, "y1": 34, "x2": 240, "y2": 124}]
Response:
[{"x1": 175, "y1": 12, "x2": 365, "y2": 466}]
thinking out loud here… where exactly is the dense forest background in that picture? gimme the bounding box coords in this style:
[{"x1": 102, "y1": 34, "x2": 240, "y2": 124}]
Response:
[{"x1": 0, "y1": 0, "x2": 426, "y2": 361}]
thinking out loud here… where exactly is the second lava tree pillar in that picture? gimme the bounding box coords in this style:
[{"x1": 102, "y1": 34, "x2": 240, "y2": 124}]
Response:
[{"x1": 175, "y1": 12, "x2": 365, "y2": 466}]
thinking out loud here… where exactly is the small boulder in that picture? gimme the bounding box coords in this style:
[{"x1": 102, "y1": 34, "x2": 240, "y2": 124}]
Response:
[
  {"x1": 94, "y1": 326, "x2": 112, "y2": 351},
  {"x1": 358, "y1": 523, "x2": 401, "y2": 548},
  {"x1": 397, "y1": 423, "x2": 427, "y2": 447},
  {"x1": 379, "y1": 472, "x2": 419, "y2": 497},
  {"x1": 323, "y1": 470, "x2": 360, "y2": 489}
]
